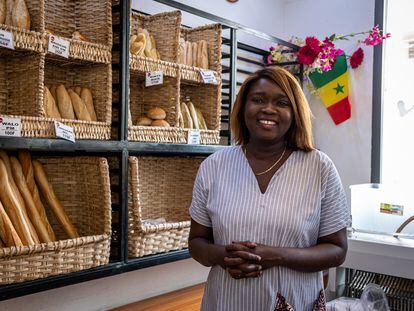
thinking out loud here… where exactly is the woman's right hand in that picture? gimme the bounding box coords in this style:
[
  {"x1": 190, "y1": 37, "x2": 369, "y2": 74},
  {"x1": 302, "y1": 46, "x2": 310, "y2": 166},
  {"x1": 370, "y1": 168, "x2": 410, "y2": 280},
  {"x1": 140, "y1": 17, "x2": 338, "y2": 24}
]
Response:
[{"x1": 222, "y1": 242, "x2": 262, "y2": 279}]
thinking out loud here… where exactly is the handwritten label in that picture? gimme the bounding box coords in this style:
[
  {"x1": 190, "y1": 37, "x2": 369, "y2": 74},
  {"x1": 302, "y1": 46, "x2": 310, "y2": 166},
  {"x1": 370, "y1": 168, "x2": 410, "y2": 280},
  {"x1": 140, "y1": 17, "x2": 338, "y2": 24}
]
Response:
[
  {"x1": 0, "y1": 30, "x2": 14, "y2": 50},
  {"x1": 199, "y1": 69, "x2": 217, "y2": 84},
  {"x1": 145, "y1": 71, "x2": 164, "y2": 87},
  {"x1": 187, "y1": 130, "x2": 201, "y2": 145},
  {"x1": 0, "y1": 117, "x2": 21, "y2": 137},
  {"x1": 54, "y1": 121, "x2": 75, "y2": 142},
  {"x1": 48, "y1": 35, "x2": 70, "y2": 58}
]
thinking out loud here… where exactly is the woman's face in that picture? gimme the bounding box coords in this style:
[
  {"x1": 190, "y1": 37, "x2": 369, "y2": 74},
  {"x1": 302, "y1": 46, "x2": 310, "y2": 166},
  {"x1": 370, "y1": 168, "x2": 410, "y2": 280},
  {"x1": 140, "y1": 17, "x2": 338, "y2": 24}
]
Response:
[{"x1": 243, "y1": 78, "x2": 293, "y2": 143}]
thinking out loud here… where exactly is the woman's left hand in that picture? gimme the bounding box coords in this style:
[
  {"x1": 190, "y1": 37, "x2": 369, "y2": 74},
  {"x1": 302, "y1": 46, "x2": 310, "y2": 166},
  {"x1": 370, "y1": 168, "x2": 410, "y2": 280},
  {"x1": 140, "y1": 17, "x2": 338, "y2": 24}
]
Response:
[{"x1": 231, "y1": 241, "x2": 282, "y2": 270}]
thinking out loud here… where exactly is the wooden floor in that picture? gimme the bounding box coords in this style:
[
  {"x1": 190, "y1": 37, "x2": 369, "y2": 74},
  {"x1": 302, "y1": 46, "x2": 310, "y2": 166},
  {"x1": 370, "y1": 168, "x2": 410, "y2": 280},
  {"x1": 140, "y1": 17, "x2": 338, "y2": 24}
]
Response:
[{"x1": 111, "y1": 283, "x2": 205, "y2": 311}]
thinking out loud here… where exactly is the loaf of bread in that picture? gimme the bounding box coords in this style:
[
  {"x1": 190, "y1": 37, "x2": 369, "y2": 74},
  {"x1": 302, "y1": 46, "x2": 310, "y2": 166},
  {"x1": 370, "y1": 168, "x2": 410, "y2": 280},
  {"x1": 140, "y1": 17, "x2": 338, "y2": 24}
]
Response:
[
  {"x1": 196, "y1": 108, "x2": 208, "y2": 130},
  {"x1": 11, "y1": 0, "x2": 30, "y2": 30},
  {"x1": 56, "y1": 84, "x2": 75, "y2": 119},
  {"x1": 147, "y1": 107, "x2": 166, "y2": 120},
  {"x1": 187, "y1": 101, "x2": 199, "y2": 130},
  {"x1": 73, "y1": 86, "x2": 82, "y2": 96},
  {"x1": 151, "y1": 119, "x2": 170, "y2": 127},
  {"x1": 0, "y1": 158, "x2": 36, "y2": 246},
  {"x1": 80, "y1": 88, "x2": 97, "y2": 122},
  {"x1": 178, "y1": 111, "x2": 184, "y2": 128},
  {"x1": 191, "y1": 42, "x2": 198, "y2": 67},
  {"x1": 44, "y1": 86, "x2": 61, "y2": 119},
  {"x1": 4, "y1": 0, "x2": 13, "y2": 26},
  {"x1": 185, "y1": 41, "x2": 192, "y2": 66},
  {"x1": 0, "y1": 0, "x2": 6, "y2": 24},
  {"x1": 18, "y1": 150, "x2": 56, "y2": 241},
  {"x1": 10, "y1": 157, "x2": 52, "y2": 243},
  {"x1": 49, "y1": 85, "x2": 57, "y2": 102},
  {"x1": 0, "y1": 200, "x2": 23, "y2": 247},
  {"x1": 178, "y1": 37, "x2": 186, "y2": 64},
  {"x1": 137, "y1": 116, "x2": 152, "y2": 126},
  {"x1": 68, "y1": 89, "x2": 91, "y2": 121},
  {"x1": 199, "y1": 40, "x2": 209, "y2": 69},
  {"x1": 33, "y1": 160, "x2": 79, "y2": 239},
  {"x1": 180, "y1": 102, "x2": 193, "y2": 129}
]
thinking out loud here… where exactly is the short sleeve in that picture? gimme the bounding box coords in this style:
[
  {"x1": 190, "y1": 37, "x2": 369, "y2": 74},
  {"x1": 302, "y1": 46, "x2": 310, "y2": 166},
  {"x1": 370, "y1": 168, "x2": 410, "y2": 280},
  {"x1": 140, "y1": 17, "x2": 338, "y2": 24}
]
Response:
[
  {"x1": 189, "y1": 162, "x2": 212, "y2": 227},
  {"x1": 319, "y1": 156, "x2": 351, "y2": 237}
]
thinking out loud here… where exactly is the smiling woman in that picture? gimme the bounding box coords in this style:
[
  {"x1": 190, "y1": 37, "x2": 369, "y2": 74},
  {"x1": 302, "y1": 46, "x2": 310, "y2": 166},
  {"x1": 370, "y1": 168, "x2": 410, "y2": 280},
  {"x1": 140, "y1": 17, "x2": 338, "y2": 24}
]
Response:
[{"x1": 188, "y1": 66, "x2": 351, "y2": 311}]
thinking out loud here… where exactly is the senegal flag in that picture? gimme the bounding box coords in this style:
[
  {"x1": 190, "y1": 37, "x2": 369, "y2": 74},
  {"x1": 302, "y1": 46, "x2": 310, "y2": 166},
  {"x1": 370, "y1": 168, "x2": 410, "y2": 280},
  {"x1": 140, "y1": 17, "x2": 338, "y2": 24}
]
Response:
[{"x1": 309, "y1": 54, "x2": 351, "y2": 125}]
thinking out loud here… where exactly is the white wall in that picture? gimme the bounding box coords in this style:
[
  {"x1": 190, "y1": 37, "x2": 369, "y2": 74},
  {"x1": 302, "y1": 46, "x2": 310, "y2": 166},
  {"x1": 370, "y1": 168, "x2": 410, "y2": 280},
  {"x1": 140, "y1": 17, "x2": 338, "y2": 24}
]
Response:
[
  {"x1": 283, "y1": 0, "x2": 375, "y2": 201},
  {"x1": 1, "y1": 1, "x2": 376, "y2": 310}
]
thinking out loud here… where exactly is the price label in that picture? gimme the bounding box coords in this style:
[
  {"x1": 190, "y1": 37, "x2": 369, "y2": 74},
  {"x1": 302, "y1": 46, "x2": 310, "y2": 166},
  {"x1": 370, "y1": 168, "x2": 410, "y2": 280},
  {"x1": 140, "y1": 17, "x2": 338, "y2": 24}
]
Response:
[
  {"x1": 187, "y1": 130, "x2": 201, "y2": 145},
  {"x1": 54, "y1": 121, "x2": 75, "y2": 142},
  {"x1": 0, "y1": 30, "x2": 15, "y2": 50},
  {"x1": 199, "y1": 69, "x2": 217, "y2": 84},
  {"x1": 48, "y1": 35, "x2": 70, "y2": 58},
  {"x1": 0, "y1": 117, "x2": 21, "y2": 137},
  {"x1": 145, "y1": 71, "x2": 164, "y2": 87}
]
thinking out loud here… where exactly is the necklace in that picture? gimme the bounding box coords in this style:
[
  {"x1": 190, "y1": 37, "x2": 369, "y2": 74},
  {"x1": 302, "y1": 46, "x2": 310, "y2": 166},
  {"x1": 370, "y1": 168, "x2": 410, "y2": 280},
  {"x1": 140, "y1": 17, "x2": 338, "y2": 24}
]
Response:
[{"x1": 244, "y1": 145, "x2": 287, "y2": 176}]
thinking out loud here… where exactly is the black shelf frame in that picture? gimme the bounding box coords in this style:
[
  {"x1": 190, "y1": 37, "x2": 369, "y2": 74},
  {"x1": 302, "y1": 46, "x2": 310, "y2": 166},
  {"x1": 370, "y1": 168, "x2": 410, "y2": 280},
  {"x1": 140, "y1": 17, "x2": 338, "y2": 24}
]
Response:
[{"x1": 0, "y1": 0, "x2": 301, "y2": 301}]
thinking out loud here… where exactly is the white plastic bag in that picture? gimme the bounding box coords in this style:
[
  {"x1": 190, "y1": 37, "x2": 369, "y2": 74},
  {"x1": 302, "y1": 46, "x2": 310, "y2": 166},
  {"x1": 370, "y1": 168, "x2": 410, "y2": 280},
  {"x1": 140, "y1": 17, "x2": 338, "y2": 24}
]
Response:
[{"x1": 326, "y1": 283, "x2": 390, "y2": 311}]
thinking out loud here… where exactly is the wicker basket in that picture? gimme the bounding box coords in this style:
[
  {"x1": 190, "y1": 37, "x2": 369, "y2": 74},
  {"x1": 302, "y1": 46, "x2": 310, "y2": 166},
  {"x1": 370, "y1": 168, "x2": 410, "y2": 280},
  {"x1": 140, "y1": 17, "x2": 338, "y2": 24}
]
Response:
[
  {"x1": 0, "y1": 156, "x2": 111, "y2": 285},
  {"x1": 179, "y1": 24, "x2": 222, "y2": 84},
  {"x1": 128, "y1": 156, "x2": 203, "y2": 257},
  {"x1": 44, "y1": 0, "x2": 112, "y2": 63},
  {"x1": 129, "y1": 10, "x2": 181, "y2": 74},
  {"x1": 0, "y1": 0, "x2": 45, "y2": 53},
  {"x1": 0, "y1": 51, "x2": 112, "y2": 139}
]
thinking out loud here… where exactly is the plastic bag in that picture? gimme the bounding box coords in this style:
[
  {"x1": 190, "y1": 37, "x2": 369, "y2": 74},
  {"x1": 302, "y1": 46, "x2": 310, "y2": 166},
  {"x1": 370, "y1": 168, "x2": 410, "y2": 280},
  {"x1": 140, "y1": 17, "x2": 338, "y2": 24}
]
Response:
[{"x1": 326, "y1": 283, "x2": 390, "y2": 311}]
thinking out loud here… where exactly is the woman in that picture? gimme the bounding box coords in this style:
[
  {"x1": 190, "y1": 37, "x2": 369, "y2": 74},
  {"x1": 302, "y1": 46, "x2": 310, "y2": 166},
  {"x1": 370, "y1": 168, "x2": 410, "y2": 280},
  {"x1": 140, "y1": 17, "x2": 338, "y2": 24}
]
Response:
[{"x1": 189, "y1": 66, "x2": 350, "y2": 310}]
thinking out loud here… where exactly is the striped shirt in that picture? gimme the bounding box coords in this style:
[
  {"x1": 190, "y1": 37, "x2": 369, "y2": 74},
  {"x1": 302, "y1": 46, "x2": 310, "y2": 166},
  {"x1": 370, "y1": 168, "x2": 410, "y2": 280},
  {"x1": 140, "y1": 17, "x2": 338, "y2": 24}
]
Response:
[{"x1": 190, "y1": 146, "x2": 350, "y2": 311}]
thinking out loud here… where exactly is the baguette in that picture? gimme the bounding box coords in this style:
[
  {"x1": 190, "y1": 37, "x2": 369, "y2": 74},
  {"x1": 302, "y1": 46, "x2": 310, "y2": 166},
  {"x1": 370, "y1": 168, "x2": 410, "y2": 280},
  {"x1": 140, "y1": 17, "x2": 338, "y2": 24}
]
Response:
[
  {"x1": 80, "y1": 88, "x2": 97, "y2": 121},
  {"x1": 0, "y1": 200, "x2": 23, "y2": 247},
  {"x1": 178, "y1": 37, "x2": 186, "y2": 64},
  {"x1": 50, "y1": 85, "x2": 57, "y2": 102},
  {"x1": 68, "y1": 89, "x2": 91, "y2": 121},
  {"x1": 11, "y1": 0, "x2": 30, "y2": 30},
  {"x1": 33, "y1": 160, "x2": 79, "y2": 239},
  {"x1": 10, "y1": 157, "x2": 52, "y2": 243},
  {"x1": 44, "y1": 86, "x2": 61, "y2": 119},
  {"x1": 191, "y1": 42, "x2": 198, "y2": 67},
  {"x1": 0, "y1": 0, "x2": 6, "y2": 24},
  {"x1": 56, "y1": 84, "x2": 75, "y2": 119},
  {"x1": 0, "y1": 158, "x2": 36, "y2": 245},
  {"x1": 0, "y1": 151, "x2": 39, "y2": 243},
  {"x1": 196, "y1": 108, "x2": 208, "y2": 130},
  {"x1": 178, "y1": 110, "x2": 184, "y2": 128},
  {"x1": 180, "y1": 102, "x2": 193, "y2": 129},
  {"x1": 18, "y1": 151, "x2": 56, "y2": 241},
  {"x1": 200, "y1": 40, "x2": 209, "y2": 69},
  {"x1": 187, "y1": 101, "x2": 199, "y2": 130},
  {"x1": 4, "y1": 0, "x2": 12, "y2": 26},
  {"x1": 185, "y1": 41, "x2": 192, "y2": 66}
]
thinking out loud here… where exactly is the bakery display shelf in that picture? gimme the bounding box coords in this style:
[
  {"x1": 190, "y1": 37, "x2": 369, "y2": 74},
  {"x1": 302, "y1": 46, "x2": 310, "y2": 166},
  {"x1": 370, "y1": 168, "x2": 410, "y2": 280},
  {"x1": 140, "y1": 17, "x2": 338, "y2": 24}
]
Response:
[{"x1": 0, "y1": 249, "x2": 189, "y2": 301}]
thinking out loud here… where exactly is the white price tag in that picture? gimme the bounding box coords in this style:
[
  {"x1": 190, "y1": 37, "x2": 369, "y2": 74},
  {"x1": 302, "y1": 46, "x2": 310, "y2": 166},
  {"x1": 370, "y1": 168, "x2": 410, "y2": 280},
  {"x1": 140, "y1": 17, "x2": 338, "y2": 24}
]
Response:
[
  {"x1": 145, "y1": 71, "x2": 164, "y2": 87},
  {"x1": 187, "y1": 130, "x2": 201, "y2": 145},
  {"x1": 54, "y1": 121, "x2": 75, "y2": 142},
  {"x1": 48, "y1": 35, "x2": 70, "y2": 58},
  {"x1": 199, "y1": 69, "x2": 217, "y2": 84},
  {"x1": 0, "y1": 117, "x2": 21, "y2": 137},
  {"x1": 0, "y1": 30, "x2": 15, "y2": 50}
]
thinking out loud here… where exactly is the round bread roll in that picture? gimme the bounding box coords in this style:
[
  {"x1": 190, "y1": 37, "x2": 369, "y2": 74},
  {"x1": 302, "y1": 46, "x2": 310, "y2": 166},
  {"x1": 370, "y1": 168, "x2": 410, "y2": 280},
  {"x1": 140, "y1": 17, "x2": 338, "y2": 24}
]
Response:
[
  {"x1": 147, "y1": 107, "x2": 166, "y2": 120},
  {"x1": 137, "y1": 116, "x2": 152, "y2": 126},
  {"x1": 151, "y1": 120, "x2": 170, "y2": 127}
]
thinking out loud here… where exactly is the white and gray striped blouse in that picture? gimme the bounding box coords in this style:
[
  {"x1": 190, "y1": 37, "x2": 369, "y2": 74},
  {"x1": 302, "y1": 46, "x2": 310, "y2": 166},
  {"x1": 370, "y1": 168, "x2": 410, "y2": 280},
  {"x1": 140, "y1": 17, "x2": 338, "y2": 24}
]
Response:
[{"x1": 190, "y1": 146, "x2": 350, "y2": 311}]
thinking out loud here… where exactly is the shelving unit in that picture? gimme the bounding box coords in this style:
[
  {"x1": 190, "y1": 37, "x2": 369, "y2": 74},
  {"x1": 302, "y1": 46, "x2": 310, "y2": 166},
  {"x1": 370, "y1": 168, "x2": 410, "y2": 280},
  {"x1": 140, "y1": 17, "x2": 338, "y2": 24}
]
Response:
[{"x1": 0, "y1": 0, "x2": 301, "y2": 301}]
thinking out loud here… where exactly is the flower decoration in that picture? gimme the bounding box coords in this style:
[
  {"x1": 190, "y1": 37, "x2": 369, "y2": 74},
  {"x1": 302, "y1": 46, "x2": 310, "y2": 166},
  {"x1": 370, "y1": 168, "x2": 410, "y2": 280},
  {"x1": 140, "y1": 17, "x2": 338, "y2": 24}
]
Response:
[{"x1": 267, "y1": 25, "x2": 391, "y2": 76}]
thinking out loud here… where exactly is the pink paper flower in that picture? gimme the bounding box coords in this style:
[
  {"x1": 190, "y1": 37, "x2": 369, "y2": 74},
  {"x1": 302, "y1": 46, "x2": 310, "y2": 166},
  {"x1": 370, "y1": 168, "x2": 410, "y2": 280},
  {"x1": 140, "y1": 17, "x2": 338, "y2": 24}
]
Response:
[
  {"x1": 318, "y1": 38, "x2": 343, "y2": 72},
  {"x1": 350, "y1": 47, "x2": 364, "y2": 68},
  {"x1": 363, "y1": 25, "x2": 391, "y2": 46}
]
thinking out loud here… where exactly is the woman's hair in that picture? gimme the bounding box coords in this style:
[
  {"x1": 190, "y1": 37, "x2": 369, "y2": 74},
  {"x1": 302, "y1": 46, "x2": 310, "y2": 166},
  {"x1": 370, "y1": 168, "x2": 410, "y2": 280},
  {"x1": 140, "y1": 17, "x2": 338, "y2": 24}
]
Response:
[{"x1": 230, "y1": 66, "x2": 314, "y2": 151}]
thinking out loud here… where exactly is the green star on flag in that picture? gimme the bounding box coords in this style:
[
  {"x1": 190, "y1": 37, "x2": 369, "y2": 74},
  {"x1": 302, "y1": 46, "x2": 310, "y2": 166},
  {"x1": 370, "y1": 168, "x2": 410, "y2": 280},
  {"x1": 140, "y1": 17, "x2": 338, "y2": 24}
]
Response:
[{"x1": 333, "y1": 83, "x2": 344, "y2": 94}]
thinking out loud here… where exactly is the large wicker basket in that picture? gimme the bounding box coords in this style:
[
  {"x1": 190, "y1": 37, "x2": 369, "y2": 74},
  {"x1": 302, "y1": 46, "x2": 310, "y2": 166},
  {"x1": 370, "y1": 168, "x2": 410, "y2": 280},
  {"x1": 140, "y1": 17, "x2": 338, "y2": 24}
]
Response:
[
  {"x1": 128, "y1": 156, "x2": 203, "y2": 258},
  {"x1": 44, "y1": 0, "x2": 112, "y2": 63},
  {"x1": 129, "y1": 10, "x2": 181, "y2": 70},
  {"x1": 0, "y1": 156, "x2": 111, "y2": 285},
  {"x1": 0, "y1": 50, "x2": 112, "y2": 140},
  {"x1": 0, "y1": 0, "x2": 45, "y2": 53},
  {"x1": 179, "y1": 24, "x2": 222, "y2": 84}
]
